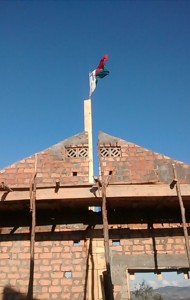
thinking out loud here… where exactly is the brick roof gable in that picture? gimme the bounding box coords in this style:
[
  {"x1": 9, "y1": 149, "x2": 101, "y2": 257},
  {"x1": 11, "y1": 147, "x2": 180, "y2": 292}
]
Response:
[
  {"x1": 98, "y1": 131, "x2": 190, "y2": 184},
  {"x1": 0, "y1": 132, "x2": 89, "y2": 187}
]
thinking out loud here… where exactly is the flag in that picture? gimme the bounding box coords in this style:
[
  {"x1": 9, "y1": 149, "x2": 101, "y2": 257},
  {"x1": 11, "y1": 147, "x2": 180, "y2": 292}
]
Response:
[{"x1": 89, "y1": 54, "x2": 109, "y2": 98}]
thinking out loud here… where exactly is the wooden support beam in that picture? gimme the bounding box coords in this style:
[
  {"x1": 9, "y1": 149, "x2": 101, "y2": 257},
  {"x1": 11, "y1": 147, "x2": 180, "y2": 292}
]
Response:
[
  {"x1": 1, "y1": 184, "x2": 190, "y2": 202},
  {"x1": 129, "y1": 273, "x2": 135, "y2": 281},
  {"x1": 157, "y1": 272, "x2": 163, "y2": 280},
  {"x1": 98, "y1": 154, "x2": 114, "y2": 299},
  {"x1": 126, "y1": 269, "x2": 131, "y2": 300},
  {"x1": 27, "y1": 155, "x2": 37, "y2": 300},
  {"x1": 172, "y1": 164, "x2": 190, "y2": 269},
  {"x1": 1, "y1": 182, "x2": 13, "y2": 192},
  {"x1": 101, "y1": 181, "x2": 114, "y2": 300},
  {"x1": 183, "y1": 271, "x2": 190, "y2": 280}
]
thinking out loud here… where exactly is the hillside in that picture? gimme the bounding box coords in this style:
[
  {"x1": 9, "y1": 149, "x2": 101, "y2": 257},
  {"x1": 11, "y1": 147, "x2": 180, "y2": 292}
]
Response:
[
  {"x1": 131, "y1": 285, "x2": 190, "y2": 300},
  {"x1": 153, "y1": 286, "x2": 190, "y2": 300}
]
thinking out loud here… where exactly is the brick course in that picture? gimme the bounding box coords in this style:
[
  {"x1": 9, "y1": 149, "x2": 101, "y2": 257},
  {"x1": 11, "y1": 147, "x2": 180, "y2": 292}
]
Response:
[
  {"x1": 0, "y1": 132, "x2": 89, "y2": 187},
  {"x1": 1, "y1": 131, "x2": 190, "y2": 299},
  {"x1": 98, "y1": 131, "x2": 190, "y2": 184},
  {"x1": 0, "y1": 227, "x2": 88, "y2": 300},
  {"x1": 0, "y1": 223, "x2": 189, "y2": 300}
]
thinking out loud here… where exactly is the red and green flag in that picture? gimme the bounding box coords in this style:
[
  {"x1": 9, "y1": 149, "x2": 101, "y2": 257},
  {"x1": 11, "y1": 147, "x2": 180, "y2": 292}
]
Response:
[{"x1": 89, "y1": 54, "x2": 109, "y2": 98}]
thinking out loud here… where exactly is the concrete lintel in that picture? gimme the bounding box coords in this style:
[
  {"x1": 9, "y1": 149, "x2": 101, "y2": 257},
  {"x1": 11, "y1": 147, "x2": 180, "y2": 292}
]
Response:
[{"x1": 112, "y1": 253, "x2": 189, "y2": 271}]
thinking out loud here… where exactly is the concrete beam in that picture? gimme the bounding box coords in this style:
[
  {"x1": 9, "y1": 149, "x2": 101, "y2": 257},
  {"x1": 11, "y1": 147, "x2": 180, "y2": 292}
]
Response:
[{"x1": 112, "y1": 253, "x2": 189, "y2": 271}]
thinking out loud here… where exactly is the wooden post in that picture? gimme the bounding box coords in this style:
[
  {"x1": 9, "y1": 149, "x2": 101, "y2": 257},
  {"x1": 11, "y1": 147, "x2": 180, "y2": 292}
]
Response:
[
  {"x1": 172, "y1": 164, "x2": 190, "y2": 268},
  {"x1": 27, "y1": 154, "x2": 37, "y2": 300},
  {"x1": 31, "y1": 173, "x2": 36, "y2": 264},
  {"x1": 126, "y1": 269, "x2": 131, "y2": 300},
  {"x1": 101, "y1": 180, "x2": 114, "y2": 300},
  {"x1": 98, "y1": 139, "x2": 114, "y2": 299}
]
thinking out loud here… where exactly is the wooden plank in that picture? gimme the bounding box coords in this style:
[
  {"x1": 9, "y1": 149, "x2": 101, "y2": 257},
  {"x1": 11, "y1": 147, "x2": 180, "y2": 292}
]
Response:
[{"x1": 0, "y1": 184, "x2": 190, "y2": 202}]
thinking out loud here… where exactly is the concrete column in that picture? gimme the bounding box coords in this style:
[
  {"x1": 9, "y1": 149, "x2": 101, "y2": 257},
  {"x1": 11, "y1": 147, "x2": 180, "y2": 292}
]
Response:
[{"x1": 84, "y1": 99, "x2": 94, "y2": 183}]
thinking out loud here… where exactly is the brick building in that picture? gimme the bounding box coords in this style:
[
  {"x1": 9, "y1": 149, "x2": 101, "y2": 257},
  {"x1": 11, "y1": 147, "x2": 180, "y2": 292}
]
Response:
[{"x1": 0, "y1": 99, "x2": 190, "y2": 300}]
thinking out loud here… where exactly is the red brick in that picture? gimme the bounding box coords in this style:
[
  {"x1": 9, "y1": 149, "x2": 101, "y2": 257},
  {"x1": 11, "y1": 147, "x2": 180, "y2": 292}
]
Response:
[
  {"x1": 72, "y1": 286, "x2": 84, "y2": 292},
  {"x1": 133, "y1": 245, "x2": 144, "y2": 251},
  {"x1": 60, "y1": 253, "x2": 72, "y2": 259},
  {"x1": 52, "y1": 279, "x2": 60, "y2": 286},
  {"x1": 51, "y1": 246, "x2": 63, "y2": 252},
  {"x1": 49, "y1": 286, "x2": 62, "y2": 293},
  {"x1": 72, "y1": 272, "x2": 83, "y2": 278},
  {"x1": 40, "y1": 252, "x2": 52, "y2": 259},
  {"x1": 0, "y1": 241, "x2": 13, "y2": 247},
  {"x1": 60, "y1": 278, "x2": 72, "y2": 285},
  {"x1": 60, "y1": 293, "x2": 71, "y2": 299},
  {"x1": 0, "y1": 253, "x2": 10, "y2": 259},
  {"x1": 41, "y1": 287, "x2": 48, "y2": 293},
  {"x1": 36, "y1": 293, "x2": 49, "y2": 299},
  {"x1": 7, "y1": 273, "x2": 19, "y2": 279},
  {"x1": 40, "y1": 266, "x2": 52, "y2": 272},
  {"x1": 53, "y1": 264, "x2": 61, "y2": 272},
  {"x1": 39, "y1": 279, "x2": 51, "y2": 286},
  {"x1": 51, "y1": 272, "x2": 63, "y2": 278},
  {"x1": 18, "y1": 253, "x2": 30, "y2": 259}
]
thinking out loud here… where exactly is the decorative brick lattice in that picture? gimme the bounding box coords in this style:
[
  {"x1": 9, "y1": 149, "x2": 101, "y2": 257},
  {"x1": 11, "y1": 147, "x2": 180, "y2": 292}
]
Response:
[
  {"x1": 66, "y1": 147, "x2": 88, "y2": 158},
  {"x1": 100, "y1": 147, "x2": 121, "y2": 158},
  {"x1": 78, "y1": 148, "x2": 88, "y2": 157},
  {"x1": 66, "y1": 148, "x2": 77, "y2": 158}
]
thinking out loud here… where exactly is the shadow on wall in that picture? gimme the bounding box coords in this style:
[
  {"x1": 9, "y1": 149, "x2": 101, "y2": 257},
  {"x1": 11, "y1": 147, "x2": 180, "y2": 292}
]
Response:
[{"x1": 3, "y1": 286, "x2": 38, "y2": 300}]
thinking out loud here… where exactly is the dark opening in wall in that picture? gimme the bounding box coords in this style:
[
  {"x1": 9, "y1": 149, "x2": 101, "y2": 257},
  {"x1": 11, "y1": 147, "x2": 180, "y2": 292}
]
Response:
[
  {"x1": 112, "y1": 240, "x2": 120, "y2": 246},
  {"x1": 64, "y1": 271, "x2": 72, "y2": 278},
  {"x1": 73, "y1": 240, "x2": 80, "y2": 246},
  {"x1": 72, "y1": 172, "x2": 78, "y2": 176}
]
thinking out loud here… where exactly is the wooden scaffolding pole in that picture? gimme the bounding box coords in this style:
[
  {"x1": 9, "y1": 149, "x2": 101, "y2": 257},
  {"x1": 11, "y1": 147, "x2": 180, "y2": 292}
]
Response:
[
  {"x1": 172, "y1": 164, "x2": 190, "y2": 268},
  {"x1": 101, "y1": 180, "x2": 114, "y2": 300},
  {"x1": 27, "y1": 154, "x2": 37, "y2": 300}
]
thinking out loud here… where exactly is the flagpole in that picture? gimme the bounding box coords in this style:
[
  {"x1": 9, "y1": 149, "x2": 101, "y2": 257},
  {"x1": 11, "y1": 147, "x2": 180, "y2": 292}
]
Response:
[
  {"x1": 84, "y1": 98, "x2": 94, "y2": 183},
  {"x1": 89, "y1": 72, "x2": 91, "y2": 99}
]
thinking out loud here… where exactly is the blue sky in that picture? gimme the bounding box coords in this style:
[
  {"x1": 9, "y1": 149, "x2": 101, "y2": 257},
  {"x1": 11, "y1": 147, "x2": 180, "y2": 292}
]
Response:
[
  {"x1": 1, "y1": 0, "x2": 190, "y2": 288},
  {"x1": 130, "y1": 271, "x2": 190, "y2": 290},
  {"x1": 0, "y1": 0, "x2": 190, "y2": 171}
]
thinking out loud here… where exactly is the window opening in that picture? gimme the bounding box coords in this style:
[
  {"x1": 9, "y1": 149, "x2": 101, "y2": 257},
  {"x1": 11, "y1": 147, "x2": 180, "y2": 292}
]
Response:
[
  {"x1": 73, "y1": 240, "x2": 80, "y2": 246},
  {"x1": 112, "y1": 240, "x2": 120, "y2": 246},
  {"x1": 64, "y1": 271, "x2": 72, "y2": 278}
]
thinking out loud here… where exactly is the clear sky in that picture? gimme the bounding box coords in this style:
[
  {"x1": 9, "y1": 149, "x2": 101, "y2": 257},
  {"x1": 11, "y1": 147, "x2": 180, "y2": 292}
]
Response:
[
  {"x1": 1, "y1": 0, "x2": 190, "y2": 289},
  {"x1": 130, "y1": 271, "x2": 190, "y2": 290},
  {"x1": 1, "y1": 0, "x2": 190, "y2": 171}
]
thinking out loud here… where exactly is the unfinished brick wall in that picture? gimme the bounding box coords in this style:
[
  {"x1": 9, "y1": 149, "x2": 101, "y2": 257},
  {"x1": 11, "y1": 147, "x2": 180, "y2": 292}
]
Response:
[
  {"x1": 0, "y1": 130, "x2": 190, "y2": 300},
  {"x1": 0, "y1": 132, "x2": 89, "y2": 186},
  {"x1": 0, "y1": 221, "x2": 189, "y2": 300},
  {"x1": 0, "y1": 225, "x2": 89, "y2": 300},
  {"x1": 109, "y1": 223, "x2": 190, "y2": 300},
  {"x1": 98, "y1": 131, "x2": 190, "y2": 184}
]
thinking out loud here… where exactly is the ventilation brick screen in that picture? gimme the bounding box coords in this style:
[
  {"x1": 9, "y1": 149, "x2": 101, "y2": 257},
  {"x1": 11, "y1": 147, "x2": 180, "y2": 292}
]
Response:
[
  {"x1": 100, "y1": 147, "x2": 121, "y2": 158},
  {"x1": 66, "y1": 147, "x2": 88, "y2": 158}
]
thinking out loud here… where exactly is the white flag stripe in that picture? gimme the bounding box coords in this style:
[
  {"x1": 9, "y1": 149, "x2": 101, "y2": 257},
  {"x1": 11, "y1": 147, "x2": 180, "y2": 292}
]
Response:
[{"x1": 89, "y1": 70, "x2": 96, "y2": 98}]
